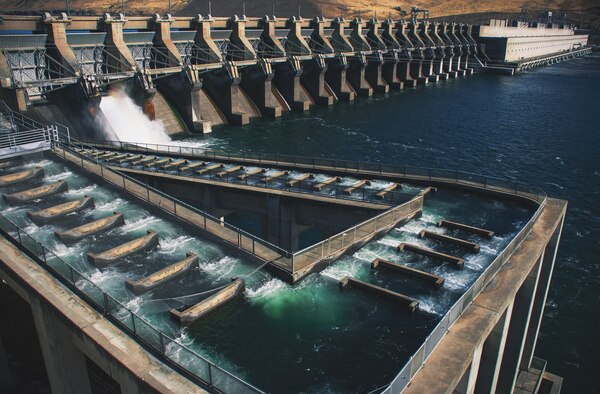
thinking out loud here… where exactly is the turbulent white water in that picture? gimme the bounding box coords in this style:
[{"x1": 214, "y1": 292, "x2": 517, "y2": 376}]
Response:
[{"x1": 99, "y1": 89, "x2": 173, "y2": 144}]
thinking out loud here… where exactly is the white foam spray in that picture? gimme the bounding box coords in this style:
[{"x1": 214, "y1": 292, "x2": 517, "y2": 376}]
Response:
[{"x1": 99, "y1": 88, "x2": 173, "y2": 144}]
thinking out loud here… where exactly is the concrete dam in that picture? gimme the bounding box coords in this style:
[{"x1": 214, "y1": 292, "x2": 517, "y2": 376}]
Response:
[
  {"x1": 0, "y1": 9, "x2": 591, "y2": 394},
  {"x1": 0, "y1": 12, "x2": 590, "y2": 137}
]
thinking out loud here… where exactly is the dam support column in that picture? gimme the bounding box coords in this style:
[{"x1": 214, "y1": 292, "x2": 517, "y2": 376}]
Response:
[
  {"x1": 30, "y1": 297, "x2": 93, "y2": 394},
  {"x1": 364, "y1": 18, "x2": 392, "y2": 92},
  {"x1": 474, "y1": 303, "x2": 514, "y2": 393},
  {"x1": 202, "y1": 15, "x2": 259, "y2": 125},
  {"x1": 272, "y1": 16, "x2": 312, "y2": 111},
  {"x1": 379, "y1": 19, "x2": 403, "y2": 90},
  {"x1": 0, "y1": 51, "x2": 27, "y2": 111},
  {"x1": 347, "y1": 18, "x2": 375, "y2": 96},
  {"x1": 450, "y1": 24, "x2": 466, "y2": 76},
  {"x1": 203, "y1": 63, "x2": 250, "y2": 125},
  {"x1": 102, "y1": 14, "x2": 136, "y2": 74},
  {"x1": 496, "y1": 254, "x2": 544, "y2": 393},
  {"x1": 240, "y1": 59, "x2": 282, "y2": 118},
  {"x1": 266, "y1": 196, "x2": 299, "y2": 252},
  {"x1": 239, "y1": 15, "x2": 283, "y2": 117},
  {"x1": 520, "y1": 216, "x2": 565, "y2": 370},
  {"x1": 325, "y1": 18, "x2": 355, "y2": 101},
  {"x1": 299, "y1": 17, "x2": 336, "y2": 105},
  {"x1": 300, "y1": 55, "x2": 334, "y2": 105}
]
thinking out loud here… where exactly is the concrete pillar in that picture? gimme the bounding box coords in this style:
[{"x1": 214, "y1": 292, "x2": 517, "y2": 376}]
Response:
[
  {"x1": 407, "y1": 23, "x2": 430, "y2": 84},
  {"x1": 521, "y1": 214, "x2": 565, "y2": 370},
  {"x1": 152, "y1": 14, "x2": 183, "y2": 68},
  {"x1": 496, "y1": 254, "x2": 544, "y2": 393},
  {"x1": 454, "y1": 343, "x2": 484, "y2": 394},
  {"x1": 240, "y1": 60, "x2": 282, "y2": 117},
  {"x1": 379, "y1": 19, "x2": 404, "y2": 90},
  {"x1": 202, "y1": 63, "x2": 250, "y2": 125},
  {"x1": 227, "y1": 15, "x2": 256, "y2": 61},
  {"x1": 0, "y1": 49, "x2": 28, "y2": 111},
  {"x1": 300, "y1": 55, "x2": 334, "y2": 105},
  {"x1": 273, "y1": 57, "x2": 312, "y2": 111},
  {"x1": 309, "y1": 17, "x2": 335, "y2": 55},
  {"x1": 441, "y1": 24, "x2": 458, "y2": 78},
  {"x1": 0, "y1": 332, "x2": 15, "y2": 394},
  {"x1": 450, "y1": 24, "x2": 465, "y2": 76},
  {"x1": 325, "y1": 55, "x2": 355, "y2": 101},
  {"x1": 30, "y1": 297, "x2": 93, "y2": 394},
  {"x1": 43, "y1": 13, "x2": 79, "y2": 76},
  {"x1": 347, "y1": 52, "x2": 373, "y2": 97},
  {"x1": 326, "y1": 19, "x2": 356, "y2": 100},
  {"x1": 266, "y1": 196, "x2": 299, "y2": 252},
  {"x1": 259, "y1": 16, "x2": 286, "y2": 58},
  {"x1": 347, "y1": 18, "x2": 375, "y2": 96},
  {"x1": 155, "y1": 68, "x2": 211, "y2": 133},
  {"x1": 102, "y1": 14, "x2": 136, "y2": 73},
  {"x1": 416, "y1": 22, "x2": 439, "y2": 82},
  {"x1": 284, "y1": 17, "x2": 311, "y2": 55},
  {"x1": 394, "y1": 22, "x2": 418, "y2": 87},
  {"x1": 364, "y1": 19, "x2": 391, "y2": 93},
  {"x1": 431, "y1": 23, "x2": 449, "y2": 79},
  {"x1": 193, "y1": 16, "x2": 223, "y2": 64},
  {"x1": 474, "y1": 303, "x2": 514, "y2": 393}
]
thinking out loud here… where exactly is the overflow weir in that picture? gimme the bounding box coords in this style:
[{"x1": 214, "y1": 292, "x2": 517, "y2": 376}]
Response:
[
  {"x1": 0, "y1": 12, "x2": 590, "y2": 137},
  {"x1": 0, "y1": 105, "x2": 568, "y2": 393}
]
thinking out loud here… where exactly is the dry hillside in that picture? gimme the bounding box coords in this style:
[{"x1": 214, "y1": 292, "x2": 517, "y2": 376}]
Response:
[{"x1": 1, "y1": 0, "x2": 598, "y2": 28}]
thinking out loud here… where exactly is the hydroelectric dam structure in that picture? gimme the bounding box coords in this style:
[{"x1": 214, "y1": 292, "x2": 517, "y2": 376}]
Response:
[
  {"x1": 0, "y1": 9, "x2": 590, "y2": 394},
  {"x1": 0, "y1": 11, "x2": 590, "y2": 135}
]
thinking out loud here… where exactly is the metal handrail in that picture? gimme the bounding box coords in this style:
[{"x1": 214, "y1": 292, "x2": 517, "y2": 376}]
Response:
[{"x1": 0, "y1": 214, "x2": 264, "y2": 394}]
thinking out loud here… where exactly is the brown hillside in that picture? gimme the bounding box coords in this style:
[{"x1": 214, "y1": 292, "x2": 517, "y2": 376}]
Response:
[{"x1": 1, "y1": 0, "x2": 598, "y2": 28}]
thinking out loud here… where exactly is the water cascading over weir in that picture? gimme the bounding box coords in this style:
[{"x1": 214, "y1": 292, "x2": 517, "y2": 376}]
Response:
[{"x1": 0, "y1": 10, "x2": 590, "y2": 140}]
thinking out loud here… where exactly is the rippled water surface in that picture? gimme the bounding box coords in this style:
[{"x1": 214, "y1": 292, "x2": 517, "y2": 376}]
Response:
[{"x1": 176, "y1": 54, "x2": 600, "y2": 392}]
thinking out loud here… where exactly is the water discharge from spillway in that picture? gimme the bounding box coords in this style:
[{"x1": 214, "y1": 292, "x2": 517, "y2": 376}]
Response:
[{"x1": 99, "y1": 88, "x2": 173, "y2": 144}]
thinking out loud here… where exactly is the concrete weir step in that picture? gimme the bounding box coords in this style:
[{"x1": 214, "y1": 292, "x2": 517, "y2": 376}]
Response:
[
  {"x1": 2, "y1": 180, "x2": 68, "y2": 204},
  {"x1": 87, "y1": 230, "x2": 159, "y2": 268},
  {"x1": 419, "y1": 230, "x2": 480, "y2": 252},
  {"x1": 180, "y1": 161, "x2": 207, "y2": 172},
  {"x1": 313, "y1": 176, "x2": 341, "y2": 191},
  {"x1": 343, "y1": 180, "x2": 371, "y2": 195},
  {"x1": 339, "y1": 277, "x2": 419, "y2": 313},
  {"x1": 197, "y1": 163, "x2": 224, "y2": 175},
  {"x1": 397, "y1": 243, "x2": 465, "y2": 268},
  {"x1": 27, "y1": 195, "x2": 94, "y2": 223},
  {"x1": 126, "y1": 252, "x2": 199, "y2": 295},
  {"x1": 0, "y1": 167, "x2": 44, "y2": 187},
  {"x1": 286, "y1": 173, "x2": 314, "y2": 187},
  {"x1": 375, "y1": 183, "x2": 399, "y2": 199},
  {"x1": 371, "y1": 258, "x2": 444, "y2": 287},
  {"x1": 238, "y1": 168, "x2": 264, "y2": 180},
  {"x1": 55, "y1": 212, "x2": 125, "y2": 244},
  {"x1": 438, "y1": 219, "x2": 495, "y2": 239},
  {"x1": 170, "y1": 278, "x2": 245, "y2": 326},
  {"x1": 0, "y1": 159, "x2": 22, "y2": 170}
]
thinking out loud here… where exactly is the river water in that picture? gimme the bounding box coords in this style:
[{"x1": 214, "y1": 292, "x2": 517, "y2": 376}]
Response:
[{"x1": 174, "y1": 54, "x2": 600, "y2": 392}]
